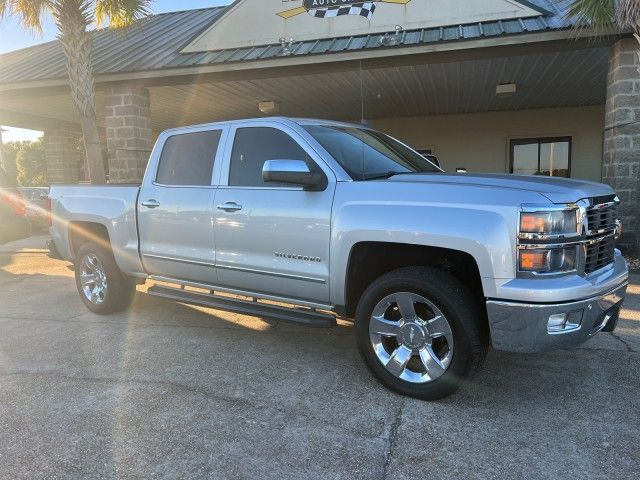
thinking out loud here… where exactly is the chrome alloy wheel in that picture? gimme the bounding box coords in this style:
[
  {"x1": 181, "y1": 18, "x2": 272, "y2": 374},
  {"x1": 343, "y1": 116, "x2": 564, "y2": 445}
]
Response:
[
  {"x1": 369, "y1": 292, "x2": 454, "y2": 383},
  {"x1": 79, "y1": 253, "x2": 108, "y2": 305}
]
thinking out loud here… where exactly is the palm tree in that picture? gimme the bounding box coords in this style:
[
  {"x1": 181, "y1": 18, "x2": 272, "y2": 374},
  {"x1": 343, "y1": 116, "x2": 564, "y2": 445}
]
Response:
[
  {"x1": 569, "y1": 0, "x2": 640, "y2": 41},
  {"x1": 0, "y1": 1, "x2": 151, "y2": 183}
]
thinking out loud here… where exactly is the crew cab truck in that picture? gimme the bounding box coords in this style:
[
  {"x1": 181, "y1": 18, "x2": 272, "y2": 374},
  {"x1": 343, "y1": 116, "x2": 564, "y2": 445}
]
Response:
[{"x1": 48, "y1": 118, "x2": 629, "y2": 400}]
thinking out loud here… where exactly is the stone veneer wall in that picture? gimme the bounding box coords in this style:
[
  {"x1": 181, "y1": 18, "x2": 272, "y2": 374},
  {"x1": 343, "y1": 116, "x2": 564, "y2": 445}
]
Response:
[
  {"x1": 104, "y1": 84, "x2": 153, "y2": 183},
  {"x1": 44, "y1": 128, "x2": 81, "y2": 184},
  {"x1": 603, "y1": 37, "x2": 640, "y2": 253}
]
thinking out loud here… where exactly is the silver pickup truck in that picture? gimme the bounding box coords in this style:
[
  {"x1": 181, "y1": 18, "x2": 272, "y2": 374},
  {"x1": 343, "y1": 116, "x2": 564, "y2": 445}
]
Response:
[{"x1": 49, "y1": 117, "x2": 629, "y2": 400}]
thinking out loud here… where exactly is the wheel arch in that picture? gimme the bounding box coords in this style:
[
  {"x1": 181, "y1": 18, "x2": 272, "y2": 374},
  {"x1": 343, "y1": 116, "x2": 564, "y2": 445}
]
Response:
[
  {"x1": 342, "y1": 242, "x2": 486, "y2": 323},
  {"x1": 68, "y1": 221, "x2": 112, "y2": 260}
]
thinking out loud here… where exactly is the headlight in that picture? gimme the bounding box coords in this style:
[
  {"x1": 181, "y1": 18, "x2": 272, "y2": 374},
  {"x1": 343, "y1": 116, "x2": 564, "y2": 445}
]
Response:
[
  {"x1": 518, "y1": 205, "x2": 580, "y2": 275},
  {"x1": 519, "y1": 210, "x2": 578, "y2": 236},
  {"x1": 518, "y1": 247, "x2": 577, "y2": 273}
]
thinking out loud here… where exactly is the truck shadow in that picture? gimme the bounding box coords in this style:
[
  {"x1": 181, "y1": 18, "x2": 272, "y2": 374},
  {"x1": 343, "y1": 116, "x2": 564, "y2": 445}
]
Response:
[
  {"x1": 0, "y1": 250, "x2": 353, "y2": 336},
  {"x1": 0, "y1": 251, "x2": 638, "y2": 416}
]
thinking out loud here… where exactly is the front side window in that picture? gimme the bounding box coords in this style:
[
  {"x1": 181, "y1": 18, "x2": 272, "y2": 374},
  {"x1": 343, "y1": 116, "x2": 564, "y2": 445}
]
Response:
[
  {"x1": 303, "y1": 125, "x2": 441, "y2": 180},
  {"x1": 510, "y1": 137, "x2": 571, "y2": 178},
  {"x1": 156, "y1": 130, "x2": 222, "y2": 186},
  {"x1": 229, "y1": 127, "x2": 310, "y2": 187}
]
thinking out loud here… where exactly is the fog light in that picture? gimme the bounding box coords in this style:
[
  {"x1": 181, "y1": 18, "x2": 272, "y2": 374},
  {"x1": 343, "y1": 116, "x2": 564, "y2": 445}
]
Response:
[
  {"x1": 547, "y1": 310, "x2": 582, "y2": 334},
  {"x1": 547, "y1": 313, "x2": 567, "y2": 332}
]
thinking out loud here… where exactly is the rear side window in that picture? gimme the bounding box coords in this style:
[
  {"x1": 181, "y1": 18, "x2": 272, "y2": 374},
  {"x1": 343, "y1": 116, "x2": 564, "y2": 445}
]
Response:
[
  {"x1": 229, "y1": 127, "x2": 310, "y2": 187},
  {"x1": 156, "y1": 130, "x2": 222, "y2": 186}
]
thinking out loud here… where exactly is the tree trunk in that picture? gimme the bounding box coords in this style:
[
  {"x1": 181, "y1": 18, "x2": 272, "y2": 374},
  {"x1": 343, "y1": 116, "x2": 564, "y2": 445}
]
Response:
[
  {"x1": 53, "y1": 3, "x2": 106, "y2": 184},
  {"x1": 635, "y1": 30, "x2": 640, "y2": 74}
]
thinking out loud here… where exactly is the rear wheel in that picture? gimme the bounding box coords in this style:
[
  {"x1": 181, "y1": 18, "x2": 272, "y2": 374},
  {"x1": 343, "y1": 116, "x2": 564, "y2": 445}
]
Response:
[
  {"x1": 75, "y1": 242, "x2": 136, "y2": 314},
  {"x1": 355, "y1": 267, "x2": 487, "y2": 400}
]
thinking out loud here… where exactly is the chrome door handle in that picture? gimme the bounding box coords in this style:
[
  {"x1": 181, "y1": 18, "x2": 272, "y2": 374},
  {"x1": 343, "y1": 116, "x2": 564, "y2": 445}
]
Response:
[
  {"x1": 141, "y1": 199, "x2": 161, "y2": 208},
  {"x1": 217, "y1": 202, "x2": 242, "y2": 212}
]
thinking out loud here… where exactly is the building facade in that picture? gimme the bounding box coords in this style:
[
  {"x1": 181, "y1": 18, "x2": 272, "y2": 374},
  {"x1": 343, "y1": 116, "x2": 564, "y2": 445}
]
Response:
[{"x1": 0, "y1": 0, "x2": 638, "y2": 249}]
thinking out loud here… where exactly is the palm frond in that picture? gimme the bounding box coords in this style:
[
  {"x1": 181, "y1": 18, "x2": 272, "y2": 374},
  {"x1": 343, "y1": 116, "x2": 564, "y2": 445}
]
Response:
[
  {"x1": 95, "y1": 0, "x2": 151, "y2": 29},
  {"x1": 4, "y1": 0, "x2": 49, "y2": 31},
  {"x1": 616, "y1": 0, "x2": 640, "y2": 29},
  {"x1": 568, "y1": 0, "x2": 616, "y2": 35}
]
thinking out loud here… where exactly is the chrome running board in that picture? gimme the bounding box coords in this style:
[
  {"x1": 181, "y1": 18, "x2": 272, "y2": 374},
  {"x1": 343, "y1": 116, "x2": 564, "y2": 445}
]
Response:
[{"x1": 147, "y1": 284, "x2": 337, "y2": 328}]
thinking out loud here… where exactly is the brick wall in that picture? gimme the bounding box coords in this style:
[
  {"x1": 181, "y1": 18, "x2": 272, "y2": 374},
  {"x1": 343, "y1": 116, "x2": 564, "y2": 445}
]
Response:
[
  {"x1": 44, "y1": 128, "x2": 81, "y2": 184},
  {"x1": 603, "y1": 37, "x2": 640, "y2": 252},
  {"x1": 104, "y1": 84, "x2": 153, "y2": 183}
]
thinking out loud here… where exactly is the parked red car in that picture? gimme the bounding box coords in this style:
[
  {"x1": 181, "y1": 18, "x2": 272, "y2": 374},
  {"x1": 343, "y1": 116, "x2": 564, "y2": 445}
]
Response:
[{"x1": 0, "y1": 169, "x2": 30, "y2": 245}]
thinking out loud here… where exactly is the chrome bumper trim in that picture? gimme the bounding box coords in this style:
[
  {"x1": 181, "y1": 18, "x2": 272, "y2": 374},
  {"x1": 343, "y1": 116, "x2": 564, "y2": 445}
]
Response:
[{"x1": 486, "y1": 282, "x2": 628, "y2": 353}]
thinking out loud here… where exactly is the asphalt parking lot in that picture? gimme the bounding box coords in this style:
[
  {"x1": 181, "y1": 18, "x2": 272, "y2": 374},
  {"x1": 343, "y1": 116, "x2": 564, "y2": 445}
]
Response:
[{"x1": 0, "y1": 237, "x2": 639, "y2": 479}]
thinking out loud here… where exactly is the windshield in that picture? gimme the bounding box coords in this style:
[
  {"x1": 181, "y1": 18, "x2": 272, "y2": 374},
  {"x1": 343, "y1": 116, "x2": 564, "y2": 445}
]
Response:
[{"x1": 303, "y1": 124, "x2": 441, "y2": 180}]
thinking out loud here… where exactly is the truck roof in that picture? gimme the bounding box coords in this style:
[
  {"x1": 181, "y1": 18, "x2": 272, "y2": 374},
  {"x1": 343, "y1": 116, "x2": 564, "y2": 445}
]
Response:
[{"x1": 160, "y1": 117, "x2": 368, "y2": 136}]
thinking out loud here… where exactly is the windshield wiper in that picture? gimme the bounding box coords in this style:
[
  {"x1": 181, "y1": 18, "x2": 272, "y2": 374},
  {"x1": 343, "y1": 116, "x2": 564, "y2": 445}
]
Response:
[{"x1": 360, "y1": 171, "x2": 426, "y2": 181}]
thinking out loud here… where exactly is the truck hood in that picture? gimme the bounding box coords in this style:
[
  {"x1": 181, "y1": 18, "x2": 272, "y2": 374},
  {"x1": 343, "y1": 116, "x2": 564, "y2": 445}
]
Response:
[{"x1": 390, "y1": 173, "x2": 614, "y2": 204}]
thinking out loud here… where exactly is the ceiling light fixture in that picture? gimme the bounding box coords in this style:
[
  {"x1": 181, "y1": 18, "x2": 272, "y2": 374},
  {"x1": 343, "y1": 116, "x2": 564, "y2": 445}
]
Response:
[
  {"x1": 258, "y1": 101, "x2": 280, "y2": 115},
  {"x1": 496, "y1": 83, "x2": 516, "y2": 95}
]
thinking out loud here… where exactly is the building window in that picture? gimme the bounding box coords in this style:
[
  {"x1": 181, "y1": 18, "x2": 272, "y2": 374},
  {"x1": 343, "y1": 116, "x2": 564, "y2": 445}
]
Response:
[{"x1": 510, "y1": 137, "x2": 571, "y2": 177}]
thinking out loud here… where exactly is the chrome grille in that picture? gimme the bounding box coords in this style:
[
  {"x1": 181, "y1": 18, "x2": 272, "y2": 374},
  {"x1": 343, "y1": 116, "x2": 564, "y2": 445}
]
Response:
[
  {"x1": 583, "y1": 198, "x2": 617, "y2": 274},
  {"x1": 585, "y1": 235, "x2": 616, "y2": 274},
  {"x1": 586, "y1": 202, "x2": 617, "y2": 235}
]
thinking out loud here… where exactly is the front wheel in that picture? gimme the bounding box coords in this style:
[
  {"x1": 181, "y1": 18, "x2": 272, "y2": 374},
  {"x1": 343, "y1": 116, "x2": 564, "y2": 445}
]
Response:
[
  {"x1": 355, "y1": 267, "x2": 487, "y2": 400},
  {"x1": 75, "y1": 242, "x2": 136, "y2": 315}
]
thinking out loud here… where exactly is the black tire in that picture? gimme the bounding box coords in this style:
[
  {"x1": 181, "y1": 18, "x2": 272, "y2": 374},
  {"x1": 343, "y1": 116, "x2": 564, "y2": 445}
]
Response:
[
  {"x1": 355, "y1": 267, "x2": 487, "y2": 400},
  {"x1": 74, "y1": 242, "x2": 136, "y2": 315}
]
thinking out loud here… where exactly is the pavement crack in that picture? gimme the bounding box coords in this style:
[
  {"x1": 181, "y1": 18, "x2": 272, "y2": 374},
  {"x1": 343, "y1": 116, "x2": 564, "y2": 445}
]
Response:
[
  {"x1": 610, "y1": 332, "x2": 633, "y2": 352},
  {"x1": 573, "y1": 346, "x2": 639, "y2": 354},
  {"x1": 381, "y1": 399, "x2": 404, "y2": 480}
]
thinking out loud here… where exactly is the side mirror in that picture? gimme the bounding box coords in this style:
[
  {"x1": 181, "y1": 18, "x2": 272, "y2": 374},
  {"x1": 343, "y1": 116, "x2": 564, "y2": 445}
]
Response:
[{"x1": 262, "y1": 160, "x2": 326, "y2": 190}]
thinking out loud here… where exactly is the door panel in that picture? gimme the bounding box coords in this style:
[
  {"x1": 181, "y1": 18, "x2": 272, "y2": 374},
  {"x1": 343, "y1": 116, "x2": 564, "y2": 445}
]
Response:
[
  {"x1": 214, "y1": 187, "x2": 333, "y2": 302},
  {"x1": 213, "y1": 124, "x2": 335, "y2": 303},
  {"x1": 138, "y1": 128, "x2": 224, "y2": 284},
  {"x1": 138, "y1": 185, "x2": 216, "y2": 284}
]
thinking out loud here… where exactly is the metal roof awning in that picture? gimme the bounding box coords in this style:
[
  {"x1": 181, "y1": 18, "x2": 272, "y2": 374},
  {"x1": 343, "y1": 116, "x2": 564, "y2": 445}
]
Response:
[{"x1": 0, "y1": 0, "x2": 623, "y2": 92}]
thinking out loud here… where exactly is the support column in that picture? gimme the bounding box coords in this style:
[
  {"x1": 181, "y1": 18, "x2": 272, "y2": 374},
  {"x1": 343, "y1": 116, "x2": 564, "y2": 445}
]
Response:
[
  {"x1": 104, "y1": 84, "x2": 153, "y2": 183},
  {"x1": 44, "y1": 128, "x2": 81, "y2": 184},
  {"x1": 603, "y1": 37, "x2": 640, "y2": 253}
]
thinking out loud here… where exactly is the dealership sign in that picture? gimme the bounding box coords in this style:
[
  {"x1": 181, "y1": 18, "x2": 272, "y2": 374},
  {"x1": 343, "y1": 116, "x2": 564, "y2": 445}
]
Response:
[
  {"x1": 183, "y1": 0, "x2": 545, "y2": 53},
  {"x1": 278, "y1": 0, "x2": 411, "y2": 20}
]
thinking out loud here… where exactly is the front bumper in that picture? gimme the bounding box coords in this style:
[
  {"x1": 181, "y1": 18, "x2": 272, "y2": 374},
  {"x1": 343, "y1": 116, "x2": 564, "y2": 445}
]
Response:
[{"x1": 486, "y1": 282, "x2": 627, "y2": 353}]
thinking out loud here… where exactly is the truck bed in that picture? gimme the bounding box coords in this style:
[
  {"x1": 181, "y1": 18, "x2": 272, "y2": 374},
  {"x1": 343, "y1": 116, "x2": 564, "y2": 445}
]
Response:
[{"x1": 48, "y1": 184, "x2": 144, "y2": 274}]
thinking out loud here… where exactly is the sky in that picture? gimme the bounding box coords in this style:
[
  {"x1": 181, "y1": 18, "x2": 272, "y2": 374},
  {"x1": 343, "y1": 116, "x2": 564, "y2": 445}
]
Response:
[{"x1": 0, "y1": 0, "x2": 231, "y2": 142}]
